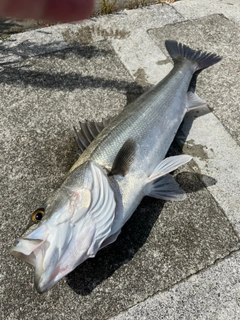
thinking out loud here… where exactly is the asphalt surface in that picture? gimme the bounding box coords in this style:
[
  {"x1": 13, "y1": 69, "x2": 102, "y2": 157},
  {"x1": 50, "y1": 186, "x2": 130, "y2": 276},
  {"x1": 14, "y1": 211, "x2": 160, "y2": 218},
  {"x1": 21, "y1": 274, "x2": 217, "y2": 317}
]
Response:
[{"x1": 1, "y1": 1, "x2": 240, "y2": 319}]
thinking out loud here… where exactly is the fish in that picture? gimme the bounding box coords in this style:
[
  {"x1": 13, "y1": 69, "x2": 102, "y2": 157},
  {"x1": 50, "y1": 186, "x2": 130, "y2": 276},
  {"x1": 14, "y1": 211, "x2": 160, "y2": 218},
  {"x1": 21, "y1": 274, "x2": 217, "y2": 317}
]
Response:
[{"x1": 10, "y1": 40, "x2": 221, "y2": 293}]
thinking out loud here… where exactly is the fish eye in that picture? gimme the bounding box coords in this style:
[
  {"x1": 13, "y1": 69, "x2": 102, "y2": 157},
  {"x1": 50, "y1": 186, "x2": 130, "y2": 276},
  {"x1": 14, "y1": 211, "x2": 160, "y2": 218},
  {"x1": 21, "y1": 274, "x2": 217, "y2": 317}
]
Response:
[{"x1": 31, "y1": 208, "x2": 45, "y2": 223}]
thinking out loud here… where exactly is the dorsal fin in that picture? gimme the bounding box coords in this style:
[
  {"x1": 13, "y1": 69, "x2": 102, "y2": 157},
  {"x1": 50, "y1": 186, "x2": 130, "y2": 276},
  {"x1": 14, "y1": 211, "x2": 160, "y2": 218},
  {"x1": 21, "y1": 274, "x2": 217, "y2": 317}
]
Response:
[
  {"x1": 74, "y1": 119, "x2": 111, "y2": 153},
  {"x1": 110, "y1": 139, "x2": 137, "y2": 177}
]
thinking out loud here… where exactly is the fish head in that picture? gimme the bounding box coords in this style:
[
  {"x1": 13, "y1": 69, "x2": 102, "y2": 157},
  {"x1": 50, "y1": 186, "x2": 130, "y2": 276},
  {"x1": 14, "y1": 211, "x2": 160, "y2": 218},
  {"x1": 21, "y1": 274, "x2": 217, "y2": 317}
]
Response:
[{"x1": 10, "y1": 162, "x2": 116, "y2": 293}]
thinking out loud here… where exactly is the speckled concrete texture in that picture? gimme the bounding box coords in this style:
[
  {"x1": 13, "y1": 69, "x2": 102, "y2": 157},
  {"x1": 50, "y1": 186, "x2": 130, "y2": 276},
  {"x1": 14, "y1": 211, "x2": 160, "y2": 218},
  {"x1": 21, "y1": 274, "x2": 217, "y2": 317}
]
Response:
[
  {"x1": 2, "y1": 39, "x2": 238, "y2": 320},
  {"x1": 1, "y1": 1, "x2": 240, "y2": 320},
  {"x1": 173, "y1": 0, "x2": 240, "y2": 23},
  {"x1": 112, "y1": 251, "x2": 240, "y2": 320}
]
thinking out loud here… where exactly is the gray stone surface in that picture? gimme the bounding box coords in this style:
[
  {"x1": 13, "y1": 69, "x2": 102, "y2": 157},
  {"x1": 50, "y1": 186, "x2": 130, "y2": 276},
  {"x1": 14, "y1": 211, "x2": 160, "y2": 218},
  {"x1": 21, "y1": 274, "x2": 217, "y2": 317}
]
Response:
[
  {"x1": 0, "y1": 18, "x2": 49, "y2": 38},
  {"x1": 173, "y1": 0, "x2": 240, "y2": 23},
  {"x1": 93, "y1": 0, "x2": 159, "y2": 14},
  {"x1": 112, "y1": 251, "x2": 240, "y2": 320},
  {"x1": 1, "y1": 2, "x2": 240, "y2": 320},
  {"x1": 1, "y1": 37, "x2": 238, "y2": 320}
]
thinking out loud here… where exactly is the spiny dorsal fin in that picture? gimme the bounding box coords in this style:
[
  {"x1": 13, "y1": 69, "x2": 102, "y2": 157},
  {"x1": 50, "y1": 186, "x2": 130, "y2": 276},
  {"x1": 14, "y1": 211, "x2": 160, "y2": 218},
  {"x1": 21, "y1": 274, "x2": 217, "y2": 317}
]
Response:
[
  {"x1": 74, "y1": 119, "x2": 112, "y2": 153},
  {"x1": 110, "y1": 139, "x2": 136, "y2": 177}
]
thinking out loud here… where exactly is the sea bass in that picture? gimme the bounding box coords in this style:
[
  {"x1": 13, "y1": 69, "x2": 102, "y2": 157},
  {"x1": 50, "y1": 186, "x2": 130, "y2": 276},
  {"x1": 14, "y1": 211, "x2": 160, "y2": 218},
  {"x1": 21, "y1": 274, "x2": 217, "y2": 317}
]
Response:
[{"x1": 10, "y1": 41, "x2": 221, "y2": 293}]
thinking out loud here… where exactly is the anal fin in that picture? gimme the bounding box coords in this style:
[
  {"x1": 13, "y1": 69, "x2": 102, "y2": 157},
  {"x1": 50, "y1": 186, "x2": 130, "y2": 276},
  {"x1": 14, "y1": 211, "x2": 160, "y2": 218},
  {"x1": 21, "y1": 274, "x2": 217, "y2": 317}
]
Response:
[
  {"x1": 186, "y1": 69, "x2": 206, "y2": 111},
  {"x1": 145, "y1": 174, "x2": 187, "y2": 201},
  {"x1": 186, "y1": 91, "x2": 206, "y2": 110}
]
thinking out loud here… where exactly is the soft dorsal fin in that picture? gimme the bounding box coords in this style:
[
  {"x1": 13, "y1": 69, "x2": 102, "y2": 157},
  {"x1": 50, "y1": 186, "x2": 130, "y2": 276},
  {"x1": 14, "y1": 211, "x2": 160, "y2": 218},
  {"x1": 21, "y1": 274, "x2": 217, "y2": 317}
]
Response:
[
  {"x1": 110, "y1": 139, "x2": 137, "y2": 176},
  {"x1": 74, "y1": 119, "x2": 111, "y2": 153}
]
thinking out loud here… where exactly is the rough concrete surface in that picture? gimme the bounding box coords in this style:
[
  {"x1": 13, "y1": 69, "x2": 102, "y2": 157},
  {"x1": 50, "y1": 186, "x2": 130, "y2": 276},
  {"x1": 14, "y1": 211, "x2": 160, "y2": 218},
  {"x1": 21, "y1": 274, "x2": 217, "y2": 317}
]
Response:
[
  {"x1": 173, "y1": 0, "x2": 240, "y2": 23},
  {"x1": 1, "y1": 1, "x2": 240, "y2": 320},
  {"x1": 0, "y1": 18, "x2": 44, "y2": 38},
  {"x1": 112, "y1": 251, "x2": 240, "y2": 320},
  {"x1": 93, "y1": 0, "x2": 162, "y2": 14}
]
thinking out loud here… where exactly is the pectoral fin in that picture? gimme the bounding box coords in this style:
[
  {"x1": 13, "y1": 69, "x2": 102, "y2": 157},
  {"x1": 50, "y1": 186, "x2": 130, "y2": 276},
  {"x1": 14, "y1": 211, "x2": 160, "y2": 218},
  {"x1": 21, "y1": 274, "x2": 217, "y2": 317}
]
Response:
[{"x1": 110, "y1": 139, "x2": 136, "y2": 176}]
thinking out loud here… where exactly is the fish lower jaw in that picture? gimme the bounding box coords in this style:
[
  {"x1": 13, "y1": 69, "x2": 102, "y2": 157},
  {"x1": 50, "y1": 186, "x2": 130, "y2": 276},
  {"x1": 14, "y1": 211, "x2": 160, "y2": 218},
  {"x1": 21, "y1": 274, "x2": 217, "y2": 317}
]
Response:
[
  {"x1": 34, "y1": 277, "x2": 55, "y2": 294},
  {"x1": 34, "y1": 263, "x2": 74, "y2": 293},
  {"x1": 34, "y1": 269, "x2": 59, "y2": 293}
]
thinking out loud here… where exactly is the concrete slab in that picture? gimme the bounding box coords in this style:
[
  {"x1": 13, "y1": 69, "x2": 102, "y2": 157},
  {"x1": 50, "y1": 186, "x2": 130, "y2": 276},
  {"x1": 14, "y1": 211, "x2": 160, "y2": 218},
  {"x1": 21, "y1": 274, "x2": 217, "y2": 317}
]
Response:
[
  {"x1": 0, "y1": 5, "x2": 182, "y2": 79},
  {"x1": 112, "y1": 250, "x2": 240, "y2": 320},
  {"x1": 2, "y1": 37, "x2": 238, "y2": 319},
  {"x1": 173, "y1": 0, "x2": 240, "y2": 23},
  {"x1": 61, "y1": 4, "x2": 184, "y2": 84}
]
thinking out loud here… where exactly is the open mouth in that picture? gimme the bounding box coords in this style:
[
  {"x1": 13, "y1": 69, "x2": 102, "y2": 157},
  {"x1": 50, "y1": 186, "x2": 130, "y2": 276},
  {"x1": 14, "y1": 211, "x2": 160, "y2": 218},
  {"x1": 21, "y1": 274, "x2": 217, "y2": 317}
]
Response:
[
  {"x1": 10, "y1": 238, "x2": 55, "y2": 293},
  {"x1": 10, "y1": 238, "x2": 44, "y2": 267},
  {"x1": 10, "y1": 235, "x2": 72, "y2": 293}
]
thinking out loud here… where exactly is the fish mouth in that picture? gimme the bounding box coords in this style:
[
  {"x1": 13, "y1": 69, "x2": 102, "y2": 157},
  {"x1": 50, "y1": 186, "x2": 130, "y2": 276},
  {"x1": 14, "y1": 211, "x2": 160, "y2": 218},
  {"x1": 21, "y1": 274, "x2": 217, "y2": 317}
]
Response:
[
  {"x1": 10, "y1": 238, "x2": 44, "y2": 267},
  {"x1": 10, "y1": 223, "x2": 77, "y2": 294},
  {"x1": 10, "y1": 237, "x2": 62, "y2": 294}
]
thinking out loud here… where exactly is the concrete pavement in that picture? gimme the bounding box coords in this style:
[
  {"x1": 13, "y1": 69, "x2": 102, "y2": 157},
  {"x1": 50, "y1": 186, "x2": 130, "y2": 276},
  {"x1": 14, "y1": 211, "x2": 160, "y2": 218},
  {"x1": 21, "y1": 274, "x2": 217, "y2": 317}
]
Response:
[{"x1": 1, "y1": 1, "x2": 240, "y2": 319}]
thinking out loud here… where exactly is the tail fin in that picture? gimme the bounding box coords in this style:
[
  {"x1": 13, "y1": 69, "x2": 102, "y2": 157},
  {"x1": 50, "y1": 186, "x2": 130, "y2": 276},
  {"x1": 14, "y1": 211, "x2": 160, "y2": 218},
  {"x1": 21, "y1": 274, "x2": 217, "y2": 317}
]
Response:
[
  {"x1": 165, "y1": 40, "x2": 222, "y2": 71},
  {"x1": 165, "y1": 40, "x2": 222, "y2": 110}
]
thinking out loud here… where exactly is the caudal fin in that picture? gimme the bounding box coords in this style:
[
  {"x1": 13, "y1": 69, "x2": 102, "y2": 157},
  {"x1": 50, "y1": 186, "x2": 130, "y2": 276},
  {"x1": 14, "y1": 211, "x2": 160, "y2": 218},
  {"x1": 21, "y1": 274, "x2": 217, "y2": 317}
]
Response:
[
  {"x1": 165, "y1": 40, "x2": 221, "y2": 110},
  {"x1": 165, "y1": 40, "x2": 222, "y2": 71}
]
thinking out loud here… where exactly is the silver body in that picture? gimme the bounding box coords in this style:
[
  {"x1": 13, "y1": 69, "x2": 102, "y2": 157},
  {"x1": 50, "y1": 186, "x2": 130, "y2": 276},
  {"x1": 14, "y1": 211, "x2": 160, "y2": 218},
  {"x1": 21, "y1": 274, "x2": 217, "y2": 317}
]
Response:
[{"x1": 71, "y1": 61, "x2": 193, "y2": 227}]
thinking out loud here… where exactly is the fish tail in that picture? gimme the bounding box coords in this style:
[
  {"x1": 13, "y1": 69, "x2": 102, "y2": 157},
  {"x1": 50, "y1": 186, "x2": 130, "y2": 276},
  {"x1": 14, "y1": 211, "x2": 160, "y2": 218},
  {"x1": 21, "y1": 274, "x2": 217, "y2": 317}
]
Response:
[
  {"x1": 165, "y1": 40, "x2": 222, "y2": 71},
  {"x1": 165, "y1": 40, "x2": 222, "y2": 109}
]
